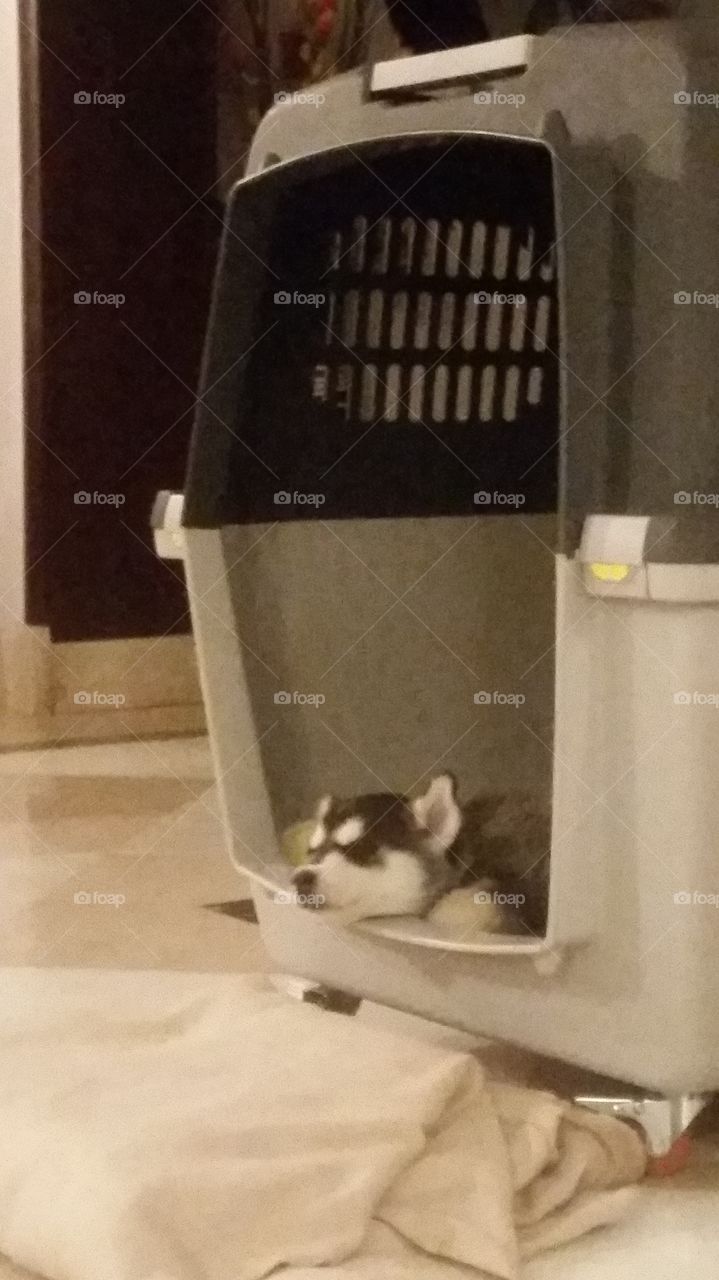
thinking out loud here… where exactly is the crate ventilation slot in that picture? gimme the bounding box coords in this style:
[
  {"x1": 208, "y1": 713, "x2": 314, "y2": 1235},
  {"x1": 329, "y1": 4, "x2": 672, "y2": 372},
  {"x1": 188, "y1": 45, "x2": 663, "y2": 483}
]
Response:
[{"x1": 323, "y1": 215, "x2": 555, "y2": 426}]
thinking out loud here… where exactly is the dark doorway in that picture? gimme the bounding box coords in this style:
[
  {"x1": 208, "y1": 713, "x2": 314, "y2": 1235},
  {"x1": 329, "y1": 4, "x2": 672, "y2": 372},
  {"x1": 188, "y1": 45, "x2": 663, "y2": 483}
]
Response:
[{"x1": 22, "y1": 1, "x2": 219, "y2": 640}]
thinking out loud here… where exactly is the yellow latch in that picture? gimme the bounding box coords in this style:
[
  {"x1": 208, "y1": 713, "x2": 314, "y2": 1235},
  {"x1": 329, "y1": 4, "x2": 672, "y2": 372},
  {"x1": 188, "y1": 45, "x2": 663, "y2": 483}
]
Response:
[{"x1": 589, "y1": 563, "x2": 632, "y2": 583}]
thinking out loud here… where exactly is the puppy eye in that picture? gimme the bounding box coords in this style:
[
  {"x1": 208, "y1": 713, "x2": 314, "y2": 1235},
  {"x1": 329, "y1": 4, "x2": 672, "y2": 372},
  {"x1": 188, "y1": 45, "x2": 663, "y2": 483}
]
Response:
[{"x1": 310, "y1": 846, "x2": 330, "y2": 863}]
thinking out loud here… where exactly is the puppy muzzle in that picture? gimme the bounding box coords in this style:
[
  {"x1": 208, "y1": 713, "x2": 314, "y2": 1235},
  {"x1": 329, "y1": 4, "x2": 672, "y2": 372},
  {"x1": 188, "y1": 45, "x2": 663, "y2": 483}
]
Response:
[{"x1": 291, "y1": 867, "x2": 326, "y2": 908}]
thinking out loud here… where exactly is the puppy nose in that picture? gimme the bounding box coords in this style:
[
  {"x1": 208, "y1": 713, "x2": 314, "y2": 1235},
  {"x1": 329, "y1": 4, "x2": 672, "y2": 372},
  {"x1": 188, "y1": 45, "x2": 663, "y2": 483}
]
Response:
[{"x1": 293, "y1": 868, "x2": 318, "y2": 898}]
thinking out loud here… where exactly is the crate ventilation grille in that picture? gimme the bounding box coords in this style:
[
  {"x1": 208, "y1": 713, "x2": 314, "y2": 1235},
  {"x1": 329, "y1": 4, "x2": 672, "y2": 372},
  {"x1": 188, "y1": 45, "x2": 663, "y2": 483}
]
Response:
[{"x1": 320, "y1": 215, "x2": 555, "y2": 427}]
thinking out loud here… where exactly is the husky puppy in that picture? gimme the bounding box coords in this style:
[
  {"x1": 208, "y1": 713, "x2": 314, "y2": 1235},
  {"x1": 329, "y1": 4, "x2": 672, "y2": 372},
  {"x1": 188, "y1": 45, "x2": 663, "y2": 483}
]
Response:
[{"x1": 291, "y1": 773, "x2": 550, "y2": 933}]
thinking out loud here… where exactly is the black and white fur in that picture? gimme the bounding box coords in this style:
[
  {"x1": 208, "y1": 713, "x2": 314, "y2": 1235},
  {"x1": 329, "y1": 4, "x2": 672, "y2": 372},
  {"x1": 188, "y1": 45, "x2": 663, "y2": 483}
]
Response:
[{"x1": 292, "y1": 773, "x2": 550, "y2": 933}]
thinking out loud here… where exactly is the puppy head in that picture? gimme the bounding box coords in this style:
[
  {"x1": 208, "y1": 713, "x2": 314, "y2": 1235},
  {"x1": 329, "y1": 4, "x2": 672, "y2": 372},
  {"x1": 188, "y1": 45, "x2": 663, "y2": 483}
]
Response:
[{"x1": 290, "y1": 774, "x2": 462, "y2": 920}]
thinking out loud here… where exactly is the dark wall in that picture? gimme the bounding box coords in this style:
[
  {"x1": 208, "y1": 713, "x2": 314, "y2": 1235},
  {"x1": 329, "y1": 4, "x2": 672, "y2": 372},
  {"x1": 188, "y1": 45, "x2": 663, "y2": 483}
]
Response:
[{"x1": 23, "y1": 2, "x2": 219, "y2": 640}]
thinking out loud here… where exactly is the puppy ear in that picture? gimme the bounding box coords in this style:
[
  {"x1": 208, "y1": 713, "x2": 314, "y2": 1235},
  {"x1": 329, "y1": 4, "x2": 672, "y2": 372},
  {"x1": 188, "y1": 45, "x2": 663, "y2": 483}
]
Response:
[
  {"x1": 315, "y1": 794, "x2": 333, "y2": 821},
  {"x1": 410, "y1": 773, "x2": 461, "y2": 852}
]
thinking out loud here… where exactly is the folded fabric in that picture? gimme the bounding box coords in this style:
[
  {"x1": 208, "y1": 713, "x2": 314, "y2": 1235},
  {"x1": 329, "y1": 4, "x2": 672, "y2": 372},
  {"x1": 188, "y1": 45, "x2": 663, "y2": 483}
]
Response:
[{"x1": 0, "y1": 968, "x2": 645, "y2": 1280}]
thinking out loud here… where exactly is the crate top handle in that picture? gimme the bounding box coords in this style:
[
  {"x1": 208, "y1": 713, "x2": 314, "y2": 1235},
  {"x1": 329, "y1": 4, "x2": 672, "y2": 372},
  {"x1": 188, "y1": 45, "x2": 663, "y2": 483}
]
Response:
[{"x1": 367, "y1": 34, "x2": 534, "y2": 101}]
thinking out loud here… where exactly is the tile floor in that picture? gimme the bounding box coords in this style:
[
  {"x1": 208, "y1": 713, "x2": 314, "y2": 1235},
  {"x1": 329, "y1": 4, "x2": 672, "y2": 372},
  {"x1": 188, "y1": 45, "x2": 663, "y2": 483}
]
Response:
[
  {"x1": 1, "y1": 733, "x2": 718, "y2": 1277},
  {"x1": 0, "y1": 734, "x2": 266, "y2": 972}
]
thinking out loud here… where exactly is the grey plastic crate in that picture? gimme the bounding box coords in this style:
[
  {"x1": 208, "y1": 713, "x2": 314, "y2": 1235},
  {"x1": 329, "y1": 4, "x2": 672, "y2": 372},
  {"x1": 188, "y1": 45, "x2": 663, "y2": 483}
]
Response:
[{"x1": 169, "y1": 14, "x2": 719, "y2": 1119}]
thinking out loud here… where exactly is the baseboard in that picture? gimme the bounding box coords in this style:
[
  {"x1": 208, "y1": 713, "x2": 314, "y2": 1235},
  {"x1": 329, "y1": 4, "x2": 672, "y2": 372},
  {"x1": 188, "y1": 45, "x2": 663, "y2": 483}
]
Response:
[
  {"x1": 1, "y1": 629, "x2": 206, "y2": 747},
  {"x1": 50, "y1": 634, "x2": 203, "y2": 715},
  {"x1": 0, "y1": 703, "x2": 207, "y2": 752},
  {"x1": 0, "y1": 622, "x2": 53, "y2": 717}
]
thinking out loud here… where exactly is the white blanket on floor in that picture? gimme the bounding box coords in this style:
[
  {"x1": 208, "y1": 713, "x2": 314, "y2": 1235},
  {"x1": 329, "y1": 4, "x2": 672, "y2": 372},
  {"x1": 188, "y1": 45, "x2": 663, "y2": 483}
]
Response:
[{"x1": 0, "y1": 969, "x2": 645, "y2": 1280}]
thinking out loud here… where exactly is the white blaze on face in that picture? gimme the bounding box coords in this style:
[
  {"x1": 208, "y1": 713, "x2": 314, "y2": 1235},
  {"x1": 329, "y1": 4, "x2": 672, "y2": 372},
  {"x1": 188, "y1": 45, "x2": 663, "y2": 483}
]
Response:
[
  {"x1": 316, "y1": 795, "x2": 332, "y2": 820},
  {"x1": 308, "y1": 822, "x2": 327, "y2": 852},
  {"x1": 331, "y1": 816, "x2": 366, "y2": 846},
  {"x1": 308, "y1": 847, "x2": 427, "y2": 920},
  {"x1": 307, "y1": 814, "x2": 366, "y2": 854},
  {"x1": 308, "y1": 794, "x2": 335, "y2": 852}
]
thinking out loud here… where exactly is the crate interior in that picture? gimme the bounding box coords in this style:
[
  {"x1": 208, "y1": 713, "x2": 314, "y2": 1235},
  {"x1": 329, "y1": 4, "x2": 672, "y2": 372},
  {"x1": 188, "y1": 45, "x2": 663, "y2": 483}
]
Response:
[
  {"x1": 208, "y1": 132, "x2": 562, "y2": 948},
  {"x1": 222, "y1": 515, "x2": 557, "y2": 947}
]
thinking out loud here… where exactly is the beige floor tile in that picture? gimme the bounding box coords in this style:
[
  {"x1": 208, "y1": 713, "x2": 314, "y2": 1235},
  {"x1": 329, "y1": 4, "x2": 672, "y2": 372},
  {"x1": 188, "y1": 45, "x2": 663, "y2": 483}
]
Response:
[{"x1": 0, "y1": 735, "x2": 266, "y2": 973}]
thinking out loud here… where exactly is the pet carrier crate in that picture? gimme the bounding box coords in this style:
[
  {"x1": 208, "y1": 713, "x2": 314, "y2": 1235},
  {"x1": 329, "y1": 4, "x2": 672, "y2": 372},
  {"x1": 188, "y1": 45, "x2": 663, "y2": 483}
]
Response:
[{"x1": 155, "y1": 8, "x2": 719, "y2": 1157}]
